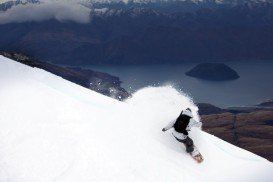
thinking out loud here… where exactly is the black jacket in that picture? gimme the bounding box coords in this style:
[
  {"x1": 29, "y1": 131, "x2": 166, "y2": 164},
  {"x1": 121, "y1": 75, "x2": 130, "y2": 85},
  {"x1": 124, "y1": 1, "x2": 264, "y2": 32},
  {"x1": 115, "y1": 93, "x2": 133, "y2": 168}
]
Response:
[{"x1": 173, "y1": 114, "x2": 192, "y2": 135}]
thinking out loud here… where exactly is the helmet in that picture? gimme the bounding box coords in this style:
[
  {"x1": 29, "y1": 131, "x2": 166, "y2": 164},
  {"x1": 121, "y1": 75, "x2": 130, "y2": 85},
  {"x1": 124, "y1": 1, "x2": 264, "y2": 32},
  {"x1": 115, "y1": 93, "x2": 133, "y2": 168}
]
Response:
[{"x1": 181, "y1": 108, "x2": 193, "y2": 118}]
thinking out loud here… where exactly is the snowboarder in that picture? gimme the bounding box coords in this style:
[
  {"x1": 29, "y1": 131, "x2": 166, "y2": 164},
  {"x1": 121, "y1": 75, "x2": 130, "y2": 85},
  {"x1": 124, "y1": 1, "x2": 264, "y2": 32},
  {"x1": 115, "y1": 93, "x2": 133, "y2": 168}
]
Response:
[{"x1": 162, "y1": 108, "x2": 204, "y2": 163}]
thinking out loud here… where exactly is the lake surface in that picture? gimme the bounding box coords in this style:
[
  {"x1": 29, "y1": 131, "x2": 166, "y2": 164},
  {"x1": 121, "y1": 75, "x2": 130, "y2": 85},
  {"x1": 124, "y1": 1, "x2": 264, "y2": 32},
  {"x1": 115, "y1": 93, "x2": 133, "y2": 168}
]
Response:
[{"x1": 84, "y1": 61, "x2": 273, "y2": 108}]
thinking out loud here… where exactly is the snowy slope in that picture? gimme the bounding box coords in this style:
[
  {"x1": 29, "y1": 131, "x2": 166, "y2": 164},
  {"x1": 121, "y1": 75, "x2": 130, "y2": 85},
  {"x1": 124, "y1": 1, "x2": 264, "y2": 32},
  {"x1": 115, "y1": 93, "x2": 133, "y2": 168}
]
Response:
[{"x1": 0, "y1": 55, "x2": 272, "y2": 182}]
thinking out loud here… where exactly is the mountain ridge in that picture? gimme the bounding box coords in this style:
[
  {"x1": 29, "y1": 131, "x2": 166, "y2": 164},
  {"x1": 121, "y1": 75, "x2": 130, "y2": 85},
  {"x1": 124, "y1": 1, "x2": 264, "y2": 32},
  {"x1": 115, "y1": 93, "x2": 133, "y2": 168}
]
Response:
[{"x1": 0, "y1": 52, "x2": 130, "y2": 100}]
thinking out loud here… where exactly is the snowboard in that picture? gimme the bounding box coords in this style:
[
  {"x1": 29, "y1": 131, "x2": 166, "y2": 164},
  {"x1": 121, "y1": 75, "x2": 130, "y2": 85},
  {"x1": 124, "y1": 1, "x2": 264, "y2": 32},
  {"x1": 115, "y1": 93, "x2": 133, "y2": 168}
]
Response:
[
  {"x1": 191, "y1": 153, "x2": 204, "y2": 163},
  {"x1": 183, "y1": 143, "x2": 204, "y2": 163}
]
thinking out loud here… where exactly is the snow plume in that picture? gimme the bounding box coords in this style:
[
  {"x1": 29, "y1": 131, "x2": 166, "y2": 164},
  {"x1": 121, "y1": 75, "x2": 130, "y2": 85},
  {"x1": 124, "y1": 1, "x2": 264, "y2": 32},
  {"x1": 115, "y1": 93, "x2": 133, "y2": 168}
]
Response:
[
  {"x1": 126, "y1": 86, "x2": 200, "y2": 122},
  {"x1": 125, "y1": 86, "x2": 202, "y2": 146},
  {"x1": 0, "y1": 1, "x2": 92, "y2": 24}
]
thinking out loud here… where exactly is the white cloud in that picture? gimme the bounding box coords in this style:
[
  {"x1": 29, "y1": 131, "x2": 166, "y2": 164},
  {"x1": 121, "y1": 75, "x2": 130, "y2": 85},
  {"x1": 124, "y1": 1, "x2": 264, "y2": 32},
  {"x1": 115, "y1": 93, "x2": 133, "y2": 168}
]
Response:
[{"x1": 0, "y1": 1, "x2": 92, "y2": 24}]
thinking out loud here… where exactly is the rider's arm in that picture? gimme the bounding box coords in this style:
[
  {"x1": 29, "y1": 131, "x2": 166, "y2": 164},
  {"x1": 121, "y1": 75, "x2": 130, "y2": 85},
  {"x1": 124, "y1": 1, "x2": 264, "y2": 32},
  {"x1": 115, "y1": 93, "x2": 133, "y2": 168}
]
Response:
[
  {"x1": 189, "y1": 118, "x2": 202, "y2": 129},
  {"x1": 163, "y1": 120, "x2": 176, "y2": 131}
]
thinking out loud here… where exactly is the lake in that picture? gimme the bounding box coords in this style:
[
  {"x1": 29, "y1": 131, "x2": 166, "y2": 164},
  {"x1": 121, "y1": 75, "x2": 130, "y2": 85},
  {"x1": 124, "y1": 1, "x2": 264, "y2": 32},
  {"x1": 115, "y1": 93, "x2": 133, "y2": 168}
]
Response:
[{"x1": 84, "y1": 61, "x2": 273, "y2": 108}]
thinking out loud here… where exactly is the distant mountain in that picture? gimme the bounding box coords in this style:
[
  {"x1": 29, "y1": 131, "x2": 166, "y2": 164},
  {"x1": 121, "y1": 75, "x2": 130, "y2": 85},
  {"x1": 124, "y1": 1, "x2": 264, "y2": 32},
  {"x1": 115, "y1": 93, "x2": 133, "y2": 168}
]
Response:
[
  {"x1": 1, "y1": 0, "x2": 273, "y2": 65},
  {"x1": 0, "y1": 0, "x2": 39, "y2": 11},
  {"x1": 1, "y1": 0, "x2": 273, "y2": 11}
]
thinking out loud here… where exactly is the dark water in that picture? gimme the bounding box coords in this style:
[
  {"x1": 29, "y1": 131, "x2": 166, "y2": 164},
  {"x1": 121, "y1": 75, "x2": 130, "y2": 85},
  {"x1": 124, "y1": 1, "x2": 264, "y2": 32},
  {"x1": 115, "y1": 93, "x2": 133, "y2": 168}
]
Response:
[{"x1": 84, "y1": 61, "x2": 273, "y2": 108}]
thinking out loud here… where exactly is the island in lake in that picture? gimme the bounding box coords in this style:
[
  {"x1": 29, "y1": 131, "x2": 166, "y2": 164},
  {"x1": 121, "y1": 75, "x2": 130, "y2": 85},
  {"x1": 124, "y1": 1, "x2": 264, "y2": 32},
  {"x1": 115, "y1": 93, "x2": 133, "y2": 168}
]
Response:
[{"x1": 186, "y1": 63, "x2": 240, "y2": 81}]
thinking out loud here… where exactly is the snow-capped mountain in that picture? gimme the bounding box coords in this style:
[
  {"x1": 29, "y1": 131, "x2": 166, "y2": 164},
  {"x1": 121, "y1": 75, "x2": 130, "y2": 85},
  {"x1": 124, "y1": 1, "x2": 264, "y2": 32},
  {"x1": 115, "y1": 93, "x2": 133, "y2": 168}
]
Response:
[
  {"x1": 1, "y1": 0, "x2": 273, "y2": 64},
  {"x1": 0, "y1": 0, "x2": 39, "y2": 11},
  {"x1": 1, "y1": 0, "x2": 273, "y2": 10},
  {"x1": 1, "y1": 0, "x2": 272, "y2": 17},
  {"x1": 0, "y1": 55, "x2": 273, "y2": 181}
]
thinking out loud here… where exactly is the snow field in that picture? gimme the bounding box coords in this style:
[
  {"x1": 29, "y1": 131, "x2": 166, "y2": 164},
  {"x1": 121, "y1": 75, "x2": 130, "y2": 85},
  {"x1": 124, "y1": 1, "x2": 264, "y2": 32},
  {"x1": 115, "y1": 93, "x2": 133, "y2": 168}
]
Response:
[{"x1": 0, "y1": 56, "x2": 272, "y2": 182}]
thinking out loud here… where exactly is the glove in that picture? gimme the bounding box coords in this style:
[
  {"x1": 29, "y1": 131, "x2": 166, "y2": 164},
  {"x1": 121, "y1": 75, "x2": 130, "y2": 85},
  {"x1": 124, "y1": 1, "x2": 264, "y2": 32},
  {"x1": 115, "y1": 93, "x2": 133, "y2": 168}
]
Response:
[{"x1": 162, "y1": 128, "x2": 166, "y2": 132}]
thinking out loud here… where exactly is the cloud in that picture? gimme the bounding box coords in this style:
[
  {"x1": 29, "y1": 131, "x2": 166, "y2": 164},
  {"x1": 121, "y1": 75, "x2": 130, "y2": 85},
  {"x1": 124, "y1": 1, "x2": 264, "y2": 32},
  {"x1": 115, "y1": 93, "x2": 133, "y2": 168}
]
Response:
[{"x1": 0, "y1": 1, "x2": 92, "y2": 24}]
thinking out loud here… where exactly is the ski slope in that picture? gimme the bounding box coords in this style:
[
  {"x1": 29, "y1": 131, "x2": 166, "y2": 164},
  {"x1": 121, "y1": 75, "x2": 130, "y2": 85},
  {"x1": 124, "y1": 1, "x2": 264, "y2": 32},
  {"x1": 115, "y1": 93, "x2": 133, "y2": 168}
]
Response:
[{"x1": 0, "y1": 55, "x2": 272, "y2": 182}]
